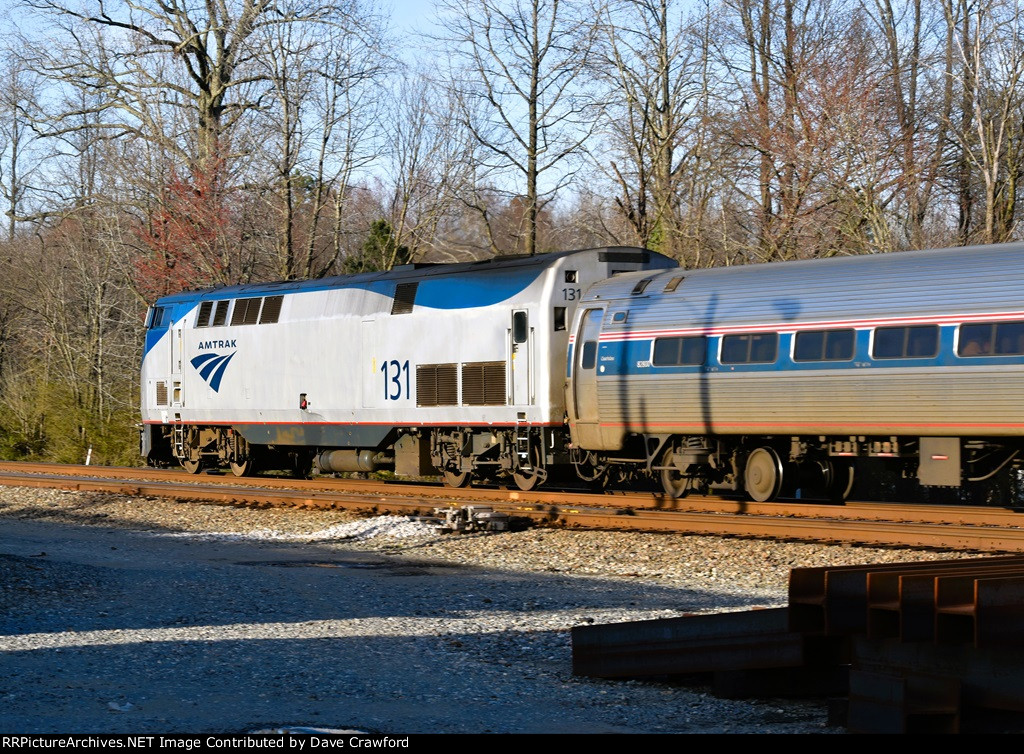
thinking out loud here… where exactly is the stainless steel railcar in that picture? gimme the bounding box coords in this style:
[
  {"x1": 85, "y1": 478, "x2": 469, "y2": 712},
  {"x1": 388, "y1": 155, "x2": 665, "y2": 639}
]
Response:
[
  {"x1": 140, "y1": 247, "x2": 677, "y2": 488},
  {"x1": 565, "y1": 242, "x2": 1024, "y2": 502}
]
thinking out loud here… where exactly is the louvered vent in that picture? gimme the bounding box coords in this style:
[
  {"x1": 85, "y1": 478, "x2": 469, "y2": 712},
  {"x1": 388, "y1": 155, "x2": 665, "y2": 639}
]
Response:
[
  {"x1": 231, "y1": 298, "x2": 263, "y2": 325},
  {"x1": 461, "y1": 361, "x2": 506, "y2": 405},
  {"x1": 391, "y1": 283, "x2": 418, "y2": 314},
  {"x1": 155, "y1": 382, "x2": 168, "y2": 407},
  {"x1": 416, "y1": 363, "x2": 458, "y2": 406},
  {"x1": 212, "y1": 300, "x2": 230, "y2": 326},
  {"x1": 196, "y1": 301, "x2": 213, "y2": 327},
  {"x1": 260, "y1": 295, "x2": 283, "y2": 323}
]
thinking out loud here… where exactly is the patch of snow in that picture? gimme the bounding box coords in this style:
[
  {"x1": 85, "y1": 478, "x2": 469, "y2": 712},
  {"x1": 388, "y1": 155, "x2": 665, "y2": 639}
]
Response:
[{"x1": 153, "y1": 515, "x2": 437, "y2": 542}]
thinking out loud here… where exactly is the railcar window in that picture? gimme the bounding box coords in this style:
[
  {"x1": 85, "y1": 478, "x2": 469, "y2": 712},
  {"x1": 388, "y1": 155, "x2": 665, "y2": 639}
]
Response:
[
  {"x1": 663, "y1": 276, "x2": 685, "y2": 292},
  {"x1": 580, "y1": 341, "x2": 598, "y2": 369},
  {"x1": 959, "y1": 321, "x2": 1024, "y2": 356},
  {"x1": 720, "y1": 333, "x2": 778, "y2": 364},
  {"x1": 631, "y1": 278, "x2": 653, "y2": 295},
  {"x1": 793, "y1": 329, "x2": 855, "y2": 362},
  {"x1": 212, "y1": 300, "x2": 230, "y2": 326},
  {"x1": 653, "y1": 336, "x2": 706, "y2": 366},
  {"x1": 872, "y1": 325, "x2": 938, "y2": 359},
  {"x1": 553, "y1": 307, "x2": 566, "y2": 331}
]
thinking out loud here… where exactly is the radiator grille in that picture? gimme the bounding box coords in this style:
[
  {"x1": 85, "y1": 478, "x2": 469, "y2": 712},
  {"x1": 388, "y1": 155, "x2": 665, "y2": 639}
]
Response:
[
  {"x1": 260, "y1": 295, "x2": 283, "y2": 323},
  {"x1": 155, "y1": 381, "x2": 168, "y2": 406},
  {"x1": 416, "y1": 363, "x2": 458, "y2": 406},
  {"x1": 231, "y1": 298, "x2": 262, "y2": 325},
  {"x1": 461, "y1": 361, "x2": 506, "y2": 405}
]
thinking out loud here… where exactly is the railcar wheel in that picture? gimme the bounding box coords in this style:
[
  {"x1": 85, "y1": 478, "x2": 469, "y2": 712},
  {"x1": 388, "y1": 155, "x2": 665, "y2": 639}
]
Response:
[
  {"x1": 181, "y1": 458, "x2": 202, "y2": 475},
  {"x1": 443, "y1": 470, "x2": 472, "y2": 488},
  {"x1": 826, "y1": 460, "x2": 855, "y2": 503},
  {"x1": 744, "y1": 447, "x2": 784, "y2": 502},
  {"x1": 659, "y1": 448, "x2": 690, "y2": 499}
]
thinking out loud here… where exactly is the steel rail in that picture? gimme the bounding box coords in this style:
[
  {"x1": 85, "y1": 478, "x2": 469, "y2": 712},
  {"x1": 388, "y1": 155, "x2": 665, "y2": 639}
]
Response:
[
  {"x1": 3, "y1": 460, "x2": 1024, "y2": 527},
  {"x1": 1, "y1": 469, "x2": 1023, "y2": 553}
]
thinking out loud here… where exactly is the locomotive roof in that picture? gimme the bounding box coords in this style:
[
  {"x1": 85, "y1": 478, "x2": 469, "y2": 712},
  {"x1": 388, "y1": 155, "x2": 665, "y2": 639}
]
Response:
[{"x1": 154, "y1": 246, "x2": 662, "y2": 304}]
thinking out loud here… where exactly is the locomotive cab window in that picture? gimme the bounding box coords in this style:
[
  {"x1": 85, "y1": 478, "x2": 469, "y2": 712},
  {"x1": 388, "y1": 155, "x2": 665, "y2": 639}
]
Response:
[
  {"x1": 148, "y1": 306, "x2": 169, "y2": 329},
  {"x1": 959, "y1": 321, "x2": 1024, "y2": 356},
  {"x1": 553, "y1": 307, "x2": 566, "y2": 331},
  {"x1": 653, "y1": 336, "x2": 707, "y2": 366},
  {"x1": 721, "y1": 333, "x2": 778, "y2": 364},
  {"x1": 794, "y1": 329, "x2": 855, "y2": 362},
  {"x1": 872, "y1": 325, "x2": 938, "y2": 359}
]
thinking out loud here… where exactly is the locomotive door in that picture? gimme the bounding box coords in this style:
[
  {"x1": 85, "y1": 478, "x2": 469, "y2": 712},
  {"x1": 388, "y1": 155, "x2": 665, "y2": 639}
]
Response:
[
  {"x1": 170, "y1": 317, "x2": 184, "y2": 407},
  {"x1": 572, "y1": 307, "x2": 604, "y2": 447},
  {"x1": 510, "y1": 309, "x2": 532, "y2": 405}
]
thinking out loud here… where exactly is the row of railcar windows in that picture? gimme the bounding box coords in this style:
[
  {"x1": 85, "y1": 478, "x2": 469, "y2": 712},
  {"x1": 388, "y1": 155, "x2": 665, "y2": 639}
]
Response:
[{"x1": 651, "y1": 321, "x2": 1024, "y2": 366}]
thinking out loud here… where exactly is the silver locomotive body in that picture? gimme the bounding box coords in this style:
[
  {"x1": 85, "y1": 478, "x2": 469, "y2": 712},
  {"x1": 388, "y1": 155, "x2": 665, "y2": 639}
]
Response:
[{"x1": 140, "y1": 247, "x2": 676, "y2": 487}]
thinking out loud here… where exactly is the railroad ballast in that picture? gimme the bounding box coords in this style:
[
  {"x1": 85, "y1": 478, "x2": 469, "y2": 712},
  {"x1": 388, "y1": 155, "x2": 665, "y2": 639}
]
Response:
[{"x1": 140, "y1": 242, "x2": 1024, "y2": 502}]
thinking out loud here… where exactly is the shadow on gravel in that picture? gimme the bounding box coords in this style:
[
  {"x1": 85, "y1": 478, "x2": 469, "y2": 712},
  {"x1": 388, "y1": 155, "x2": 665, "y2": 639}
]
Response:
[{"x1": 0, "y1": 517, "x2": 803, "y2": 734}]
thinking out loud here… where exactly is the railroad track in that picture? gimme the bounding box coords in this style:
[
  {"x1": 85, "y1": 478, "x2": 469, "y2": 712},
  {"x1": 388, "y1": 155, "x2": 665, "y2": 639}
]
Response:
[{"x1": 2, "y1": 461, "x2": 1024, "y2": 552}]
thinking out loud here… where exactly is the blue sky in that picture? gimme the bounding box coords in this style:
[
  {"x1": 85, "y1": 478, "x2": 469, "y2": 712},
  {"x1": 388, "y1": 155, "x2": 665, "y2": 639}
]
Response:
[{"x1": 387, "y1": 0, "x2": 440, "y2": 34}]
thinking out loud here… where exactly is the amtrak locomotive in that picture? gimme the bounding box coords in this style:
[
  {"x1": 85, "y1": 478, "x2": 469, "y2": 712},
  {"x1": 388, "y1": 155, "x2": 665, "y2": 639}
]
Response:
[
  {"x1": 142, "y1": 241, "x2": 1024, "y2": 502},
  {"x1": 139, "y1": 247, "x2": 677, "y2": 490}
]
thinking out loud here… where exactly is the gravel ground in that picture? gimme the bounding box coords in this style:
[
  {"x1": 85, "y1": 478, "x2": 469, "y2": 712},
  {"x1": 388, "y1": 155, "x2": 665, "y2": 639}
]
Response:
[{"x1": 0, "y1": 485, "x2": 975, "y2": 735}]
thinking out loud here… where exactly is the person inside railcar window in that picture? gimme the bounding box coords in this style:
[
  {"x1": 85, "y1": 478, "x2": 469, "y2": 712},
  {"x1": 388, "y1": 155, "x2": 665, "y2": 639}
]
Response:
[
  {"x1": 961, "y1": 336, "x2": 990, "y2": 356},
  {"x1": 996, "y1": 322, "x2": 1024, "y2": 354},
  {"x1": 960, "y1": 324, "x2": 993, "y2": 357}
]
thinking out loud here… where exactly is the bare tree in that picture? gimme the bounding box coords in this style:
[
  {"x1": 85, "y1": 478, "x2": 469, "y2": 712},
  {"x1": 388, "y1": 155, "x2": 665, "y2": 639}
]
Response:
[
  {"x1": 375, "y1": 72, "x2": 478, "y2": 263},
  {"x1": 944, "y1": 0, "x2": 1024, "y2": 244},
  {"x1": 436, "y1": 0, "x2": 598, "y2": 255},
  {"x1": 26, "y1": 0, "x2": 366, "y2": 168},
  {"x1": 253, "y1": 3, "x2": 390, "y2": 280},
  {"x1": 0, "y1": 44, "x2": 52, "y2": 239}
]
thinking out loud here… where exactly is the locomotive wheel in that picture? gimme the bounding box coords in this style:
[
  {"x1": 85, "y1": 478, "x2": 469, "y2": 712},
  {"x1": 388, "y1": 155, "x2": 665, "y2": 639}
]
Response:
[
  {"x1": 512, "y1": 444, "x2": 545, "y2": 492},
  {"x1": 180, "y1": 457, "x2": 202, "y2": 475},
  {"x1": 443, "y1": 469, "x2": 472, "y2": 488},
  {"x1": 659, "y1": 448, "x2": 689, "y2": 499},
  {"x1": 230, "y1": 458, "x2": 254, "y2": 477},
  {"x1": 744, "y1": 447, "x2": 784, "y2": 502}
]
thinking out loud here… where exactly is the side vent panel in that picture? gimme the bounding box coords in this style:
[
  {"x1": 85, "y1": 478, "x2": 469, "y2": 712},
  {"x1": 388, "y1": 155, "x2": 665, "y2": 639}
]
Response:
[
  {"x1": 155, "y1": 382, "x2": 168, "y2": 407},
  {"x1": 461, "y1": 361, "x2": 506, "y2": 405},
  {"x1": 231, "y1": 298, "x2": 263, "y2": 326},
  {"x1": 392, "y1": 283, "x2": 419, "y2": 315},
  {"x1": 416, "y1": 364, "x2": 458, "y2": 406},
  {"x1": 260, "y1": 295, "x2": 283, "y2": 324}
]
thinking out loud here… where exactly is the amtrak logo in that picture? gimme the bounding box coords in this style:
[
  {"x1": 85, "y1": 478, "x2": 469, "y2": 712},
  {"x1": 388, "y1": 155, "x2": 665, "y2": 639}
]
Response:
[{"x1": 191, "y1": 351, "x2": 236, "y2": 392}]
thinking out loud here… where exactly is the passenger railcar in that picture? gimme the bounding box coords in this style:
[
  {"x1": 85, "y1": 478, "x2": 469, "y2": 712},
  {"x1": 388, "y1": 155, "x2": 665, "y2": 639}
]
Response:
[
  {"x1": 566, "y1": 242, "x2": 1024, "y2": 501},
  {"x1": 140, "y1": 247, "x2": 677, "y2": 488}
]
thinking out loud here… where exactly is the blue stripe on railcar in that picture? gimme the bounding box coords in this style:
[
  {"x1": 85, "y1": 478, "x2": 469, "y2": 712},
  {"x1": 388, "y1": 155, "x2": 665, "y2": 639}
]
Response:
[{"x1": 592, "y1": 324, "x2": 1024, "y2": 377}]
